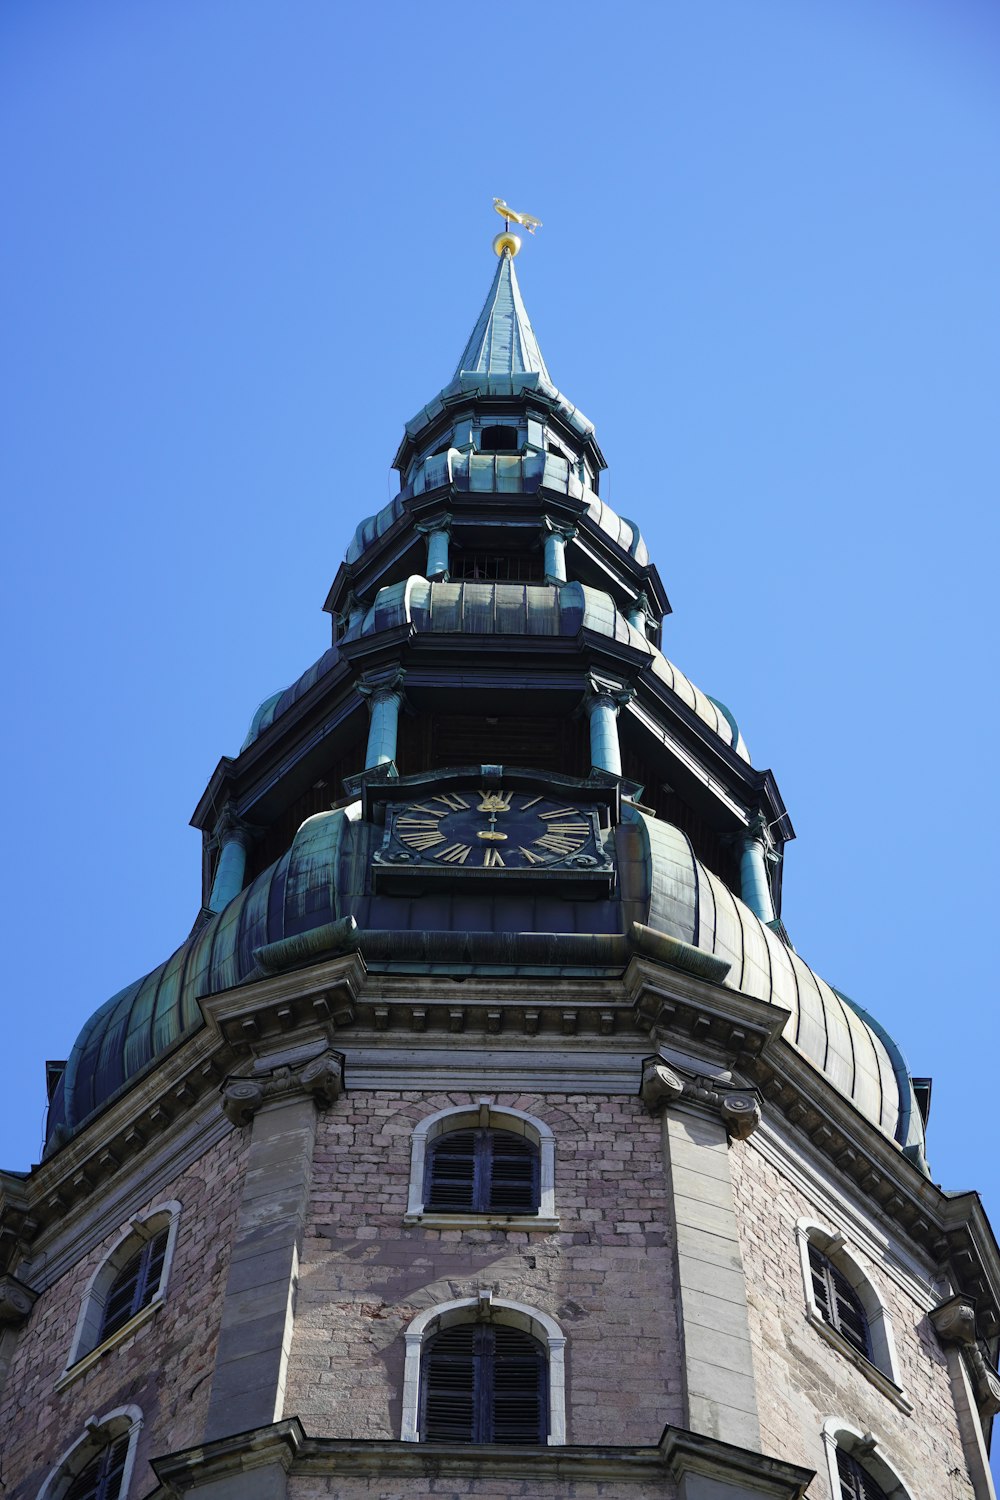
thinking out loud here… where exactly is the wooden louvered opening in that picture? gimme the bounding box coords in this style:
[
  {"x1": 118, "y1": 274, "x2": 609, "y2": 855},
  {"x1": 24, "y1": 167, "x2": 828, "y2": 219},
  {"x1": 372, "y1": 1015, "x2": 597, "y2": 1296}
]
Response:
[
  {"x1": 99, "y1": 1227, "x2": 169, "y2": 1343},
  {"x1": 425, "y1": 1128, "x2": 539, "y2": 1215},
  {"x1": 809, "y1": 1244, "x2": 872, "y2": 1361},
  {"x1": 64, "y1": 1436, "x2": 130, "y2": 1500},
  {"x1": 836, "y1": 1449, "x2": 891, "y2": 1500},
  {"x1": 420, "y1": 1322, "x2": 548, "y2": 1444}
]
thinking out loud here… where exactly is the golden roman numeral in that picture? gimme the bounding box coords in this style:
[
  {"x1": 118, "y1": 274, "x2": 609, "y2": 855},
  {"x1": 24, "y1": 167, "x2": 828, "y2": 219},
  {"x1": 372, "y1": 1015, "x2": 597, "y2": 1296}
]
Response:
[
  {"x1": 519, "y1": 846, "x2": 544, "y2": 864},
  {"x1": 521, "y1": 796, "x2": 543, "y2": 809},
  {"x1": 482, "y1": 848, "x2": 505, "y2": 868},
  {"x1": 397, "y1": 817, "x2": 443, "y2": 828},
  {"x1": 432, "y1": 793, "x2": 470, "y2": 812},
  {"x1": 534, "y1": 833, "x2": 584, "y2": 855},
  {"x1": 436, "y1": 843, "x2": 472, "y2": 864},
  {"x1": 407, "y1": 803, "x2": 447, "y2": 818},
  {"x1": 401, "y1": 831, "x2": 447, "y2": 850},
  {"x1": 539, "y1": 807, "x2": 581, "y2": 819}
]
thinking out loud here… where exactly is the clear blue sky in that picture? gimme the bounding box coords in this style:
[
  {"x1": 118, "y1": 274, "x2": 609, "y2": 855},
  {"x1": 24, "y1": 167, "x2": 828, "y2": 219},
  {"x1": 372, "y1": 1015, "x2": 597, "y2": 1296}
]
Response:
[{"x1": 2, "y1": 0, "x2": 998, "y2": 1290}]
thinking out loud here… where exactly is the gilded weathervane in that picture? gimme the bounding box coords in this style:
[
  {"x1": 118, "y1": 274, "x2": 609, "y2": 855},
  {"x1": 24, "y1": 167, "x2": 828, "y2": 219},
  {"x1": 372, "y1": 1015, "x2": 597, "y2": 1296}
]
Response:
[{"x1": 492, "y1": 197, "x2": 542, "y2": 258}]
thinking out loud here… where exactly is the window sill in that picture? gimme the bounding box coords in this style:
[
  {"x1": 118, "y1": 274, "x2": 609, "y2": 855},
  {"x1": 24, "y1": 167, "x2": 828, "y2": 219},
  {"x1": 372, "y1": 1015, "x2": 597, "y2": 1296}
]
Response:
[
  {"x1": 404, "y1": 1213, "x2": 559, "y2": 1231},
  {"x1": 56, "y1": 1297, "x2": 164, "y2": 1390},
  {"x1": 806, "y1": 1309, "x2": 913, "y2": 1414}
]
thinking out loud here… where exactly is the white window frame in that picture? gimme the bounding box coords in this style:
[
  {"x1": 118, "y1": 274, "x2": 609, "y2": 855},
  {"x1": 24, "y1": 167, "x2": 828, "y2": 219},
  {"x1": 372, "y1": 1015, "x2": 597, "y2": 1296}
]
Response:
[
  {"x1": 796, "y1": 1218, "x2": 910, "y2": 1411},
  {"x1": 59, "y1": 1202, "x2": 181, "y2": 1386},
  {"x1": 36, "y1": 1405, "x2": 143, "y2": 1500},
  {"x1": 400, "y1": 1293, "x2": 567, "y2": 1445},
  {"x1": 821, "y1": 1417, "x2": 915, "y2": 1500},
  {"x1": 405, "y1": 1100, "x2": 557, "y2": 1229}
]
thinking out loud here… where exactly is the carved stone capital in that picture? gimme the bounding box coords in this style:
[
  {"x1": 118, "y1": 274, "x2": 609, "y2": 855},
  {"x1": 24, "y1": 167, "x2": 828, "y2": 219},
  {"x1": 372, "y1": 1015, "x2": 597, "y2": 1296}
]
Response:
[
  {"x1": 541, "y1": 515, "x2": 578, "y2": 542},
  {"x1": 357, "y1": 668, "x2": 407, "y2": 711},
  {"x1": 584, "y1": 673, "x2": 634, "y2": 716},
  {"x1": 639, "y1": 1056, "x2": 761, "y2": 1140},
  {"x1": 211, "y1": 804, "x2": 257, "y2": 853},
  {"x1": 414, "y1": 512, "x2": 452, "y2": 537},
  {"x1": 930, "y1": 1293, "x2": 978, "y2": 1347},
  {"x1": 221, "y1": 1049, "x2": 345, "y2": 1126},
  {"x1": 0, "y1": 1273, "x2": 38, "y2": 1326},
  {"x1": 640, "y1": 1061, "x2": 685, "y2": 1112}
]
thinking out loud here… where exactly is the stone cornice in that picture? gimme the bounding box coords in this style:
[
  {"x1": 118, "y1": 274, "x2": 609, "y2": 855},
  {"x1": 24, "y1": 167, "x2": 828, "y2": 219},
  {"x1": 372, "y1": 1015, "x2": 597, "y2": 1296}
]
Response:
[
  {"x1": 148, "y1": 1419, "x2": 813, "y2": 1498},
  {"x1": 4, "y1": 950, "x2": 998, "y2": 1341}
]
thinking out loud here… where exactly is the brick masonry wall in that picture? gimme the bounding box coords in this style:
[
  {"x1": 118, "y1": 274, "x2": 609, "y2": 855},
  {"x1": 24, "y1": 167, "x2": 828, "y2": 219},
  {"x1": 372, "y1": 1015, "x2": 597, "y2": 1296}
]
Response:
[
  {"x1": 284, "y1": 1090, "x2": 682, "y2": 1447},
  {"x1": 730, "y1": 1138, "x2": 976, "y2": 1498},
  {"x1": 0, "y1": 1126, "x2": 248, "y2": 1499}
]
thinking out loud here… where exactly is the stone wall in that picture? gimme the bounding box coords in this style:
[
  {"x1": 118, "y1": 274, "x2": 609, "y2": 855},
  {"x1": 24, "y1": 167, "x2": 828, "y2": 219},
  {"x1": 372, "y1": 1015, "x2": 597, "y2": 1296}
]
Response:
[
  {"x1": 284, "y1": 1090, "x2": 681, "y2": 1447},
  {"x1": 0, "y1": 1126, "x2": 248, "y2": 1499},
  {"x1": 287, "y1": 1477, "x2": 678, "y2": 1500},
  {"x1": 731, "y1": 1136, "x2": 975, "y2": 1498}
]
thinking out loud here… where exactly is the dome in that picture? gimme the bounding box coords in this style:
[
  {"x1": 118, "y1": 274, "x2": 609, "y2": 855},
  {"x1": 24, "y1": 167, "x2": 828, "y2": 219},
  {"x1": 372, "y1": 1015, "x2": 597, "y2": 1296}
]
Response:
[{"x1": 45, "y1": 800, "x2": 923, "y2": 1163}]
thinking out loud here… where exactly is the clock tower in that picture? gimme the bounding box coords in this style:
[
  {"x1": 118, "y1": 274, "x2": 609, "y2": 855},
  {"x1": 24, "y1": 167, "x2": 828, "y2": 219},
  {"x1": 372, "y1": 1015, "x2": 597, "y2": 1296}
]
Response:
[{"x1": 2, "y1": 230, "x2": 997, "y2": 1500}]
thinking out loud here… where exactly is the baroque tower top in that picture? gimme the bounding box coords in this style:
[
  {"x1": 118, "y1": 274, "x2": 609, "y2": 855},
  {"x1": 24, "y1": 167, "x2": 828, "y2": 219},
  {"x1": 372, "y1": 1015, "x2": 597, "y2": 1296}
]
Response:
[{"x1": 43, "y1": 227, "x2": 928, "y2": 1185}]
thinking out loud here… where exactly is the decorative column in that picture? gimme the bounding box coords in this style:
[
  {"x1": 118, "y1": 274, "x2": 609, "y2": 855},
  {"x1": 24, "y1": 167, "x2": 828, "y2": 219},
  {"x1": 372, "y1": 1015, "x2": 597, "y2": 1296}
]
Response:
[
  {"x1": 541, "y1": 517, "x2": 577, "y2": 585},
  {"x1": 640, "y1": 1059, "x2": 764, "y2": 1466},
  {"x1": 208, "y1": 808, "x2": 256, "y2": 914},
  {"x1": 584, "y1": 675, "x2": 632, "y2": 777},
  {"x1": 740, "y1": 813, "x2": 777, "y2": 924},
  {"x1": 358, "y1": 668, "x2": 406, "y2": 770},
  {"x1": 416, "y1": 514, "x2": 451, "y2": 581}
]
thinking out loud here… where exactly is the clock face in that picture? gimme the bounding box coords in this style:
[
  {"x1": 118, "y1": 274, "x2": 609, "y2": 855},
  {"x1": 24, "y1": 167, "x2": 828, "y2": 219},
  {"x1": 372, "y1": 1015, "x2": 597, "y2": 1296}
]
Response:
[{"x1": 384, "y1": 789, "x2": 602, "y2": 871}]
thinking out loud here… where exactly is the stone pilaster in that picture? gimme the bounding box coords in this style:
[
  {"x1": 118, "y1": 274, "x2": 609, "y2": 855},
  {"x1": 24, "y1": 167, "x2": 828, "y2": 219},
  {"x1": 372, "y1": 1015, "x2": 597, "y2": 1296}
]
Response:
[
  {"x1": 203, "y1": 1052, "x2": 343, "y2": 1446},
  {"x1": 641, "y1": 1059, "x2": 763, "y2": 1454}
]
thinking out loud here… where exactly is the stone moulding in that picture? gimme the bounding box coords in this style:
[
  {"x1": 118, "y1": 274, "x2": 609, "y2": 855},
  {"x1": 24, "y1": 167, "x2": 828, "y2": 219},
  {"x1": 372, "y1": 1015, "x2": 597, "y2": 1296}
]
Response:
[{"x1": 148, "y1": 1418, "x2": 814, "y2": 1498}]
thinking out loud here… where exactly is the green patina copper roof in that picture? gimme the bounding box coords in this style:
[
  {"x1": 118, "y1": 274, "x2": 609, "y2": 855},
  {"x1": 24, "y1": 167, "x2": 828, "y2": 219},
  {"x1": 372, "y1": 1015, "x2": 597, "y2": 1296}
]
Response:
[
  {"x1": 454, "y1": 251, "x2": 551, "y2": 381},
  {"x1": 45, "y1": 800, "x2": 924, "y2": 1164}
]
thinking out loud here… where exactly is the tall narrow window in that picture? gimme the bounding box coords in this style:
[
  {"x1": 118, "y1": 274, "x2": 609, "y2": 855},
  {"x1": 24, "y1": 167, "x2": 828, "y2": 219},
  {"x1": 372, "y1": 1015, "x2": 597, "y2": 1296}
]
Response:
[
  {"x1": 99, "y1": 1227, "x2": 169, "y2": 1343},
  {"x1": 808, "y1": 1243, "x2": 872, "y2": 1359},
  {"x1": 420, "y1": 1323, "x2": 548, "y2": 1443},
  {"x1": 837, "y1": 1449, "x2": 891, "y2": 1500},
  {"x1": 425, "y1": 1128, "x2": 538, "y2": 1214}
]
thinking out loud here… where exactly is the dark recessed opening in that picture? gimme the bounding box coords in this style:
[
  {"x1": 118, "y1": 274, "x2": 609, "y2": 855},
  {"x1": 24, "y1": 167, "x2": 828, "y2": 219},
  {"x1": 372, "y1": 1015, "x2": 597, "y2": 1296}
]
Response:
[{"x1": 480, "y1": 425, "x2": 519, "y2": 452}]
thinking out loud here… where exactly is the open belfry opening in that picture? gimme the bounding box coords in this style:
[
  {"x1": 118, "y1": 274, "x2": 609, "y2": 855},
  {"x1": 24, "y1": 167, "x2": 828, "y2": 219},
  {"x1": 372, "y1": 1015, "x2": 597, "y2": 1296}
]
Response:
[{"x1": 2, "y1": 213, "x2": 997, "y2": 1500}]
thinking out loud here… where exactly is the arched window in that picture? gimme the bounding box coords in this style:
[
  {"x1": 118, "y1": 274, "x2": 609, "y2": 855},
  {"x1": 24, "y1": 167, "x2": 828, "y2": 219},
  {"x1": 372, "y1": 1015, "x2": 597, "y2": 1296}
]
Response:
[
  {"x1": 406, "y1": 1102, "x2": 557, "y2": 1228},
  {"x1": 62, "y1": 1204, "x2": 180, "y2": 1378},
  {"x1": 401, "y1": 1295, "x2": 566, "y2": 1445},
  {"x1": 420, "y1": 1322, "x2": 548, "y2": 1443},
  {"x1": 808, "y1": 1243, "x2": 871, "y2": 1359},
  {"x1": 796, "y1": 1221, "x2": 905, "y2": 1402},
  {"x1": 36, "y1": 1408, "x2": 143, "y2": 1500},
  {"x1": 821, "y1": 1421, "x2": 913, "y2": 1500},
  {"x1": 837, "y1": 1449, "x2": 890, "y2": 1500}
]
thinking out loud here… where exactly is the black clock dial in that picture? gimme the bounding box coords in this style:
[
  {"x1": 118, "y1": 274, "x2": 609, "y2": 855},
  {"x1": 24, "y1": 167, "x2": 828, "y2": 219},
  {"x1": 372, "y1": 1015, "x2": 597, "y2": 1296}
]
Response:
[{"x1": 388, "y1": 789, "x2": 599, "y2": 870}]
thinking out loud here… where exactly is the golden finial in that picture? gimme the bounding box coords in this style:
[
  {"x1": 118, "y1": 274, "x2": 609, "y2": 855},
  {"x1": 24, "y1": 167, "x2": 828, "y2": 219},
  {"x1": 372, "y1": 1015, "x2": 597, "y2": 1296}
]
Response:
[{"x1": 492, "y1": 197, "x2": 542, "y2": 258}]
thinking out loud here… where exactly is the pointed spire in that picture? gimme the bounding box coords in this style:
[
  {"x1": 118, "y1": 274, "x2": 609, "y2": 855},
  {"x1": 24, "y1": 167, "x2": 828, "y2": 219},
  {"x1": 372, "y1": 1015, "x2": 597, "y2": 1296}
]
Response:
[{"x1": 454, "y1": 252, "x2": 551, "y2": 382}]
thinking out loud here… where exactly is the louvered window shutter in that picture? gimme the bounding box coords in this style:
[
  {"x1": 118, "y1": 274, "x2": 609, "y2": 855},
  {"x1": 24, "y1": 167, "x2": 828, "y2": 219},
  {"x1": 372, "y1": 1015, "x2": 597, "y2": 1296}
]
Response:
[
  {"x1": 65, "y1": 1435, "x2": 130, "y2": 1500},
  {"x1": 421, "y1": 1323, "x2": 547, "y2": 1444},
  {"x1": 425, "y1": 1128, "x2": 539, "y2": 1214},
  {"x1": 99, "y1": 1226, "x2": 170, "y2": 1342},
  {"x1": 808, "y1": 1244, "x2": 872, "y2": 1360},
  {"x1": 836, "y1": 1449, "x2": 890, "y2": 1500}
]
